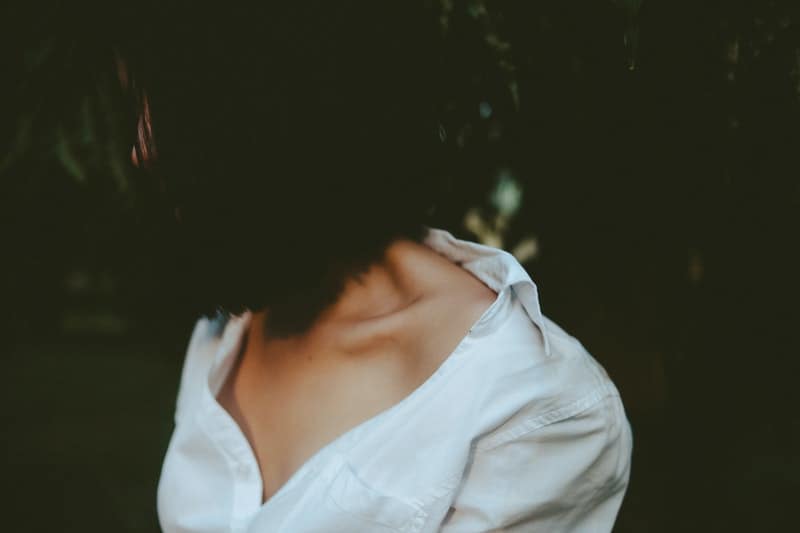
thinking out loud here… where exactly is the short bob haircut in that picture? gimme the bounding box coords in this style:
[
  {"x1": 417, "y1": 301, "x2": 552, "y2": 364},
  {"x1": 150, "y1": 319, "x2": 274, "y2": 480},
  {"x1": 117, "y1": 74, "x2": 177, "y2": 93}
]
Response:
[{"x1": 115, "y1": 2, "x2": 450, "y2": 338}]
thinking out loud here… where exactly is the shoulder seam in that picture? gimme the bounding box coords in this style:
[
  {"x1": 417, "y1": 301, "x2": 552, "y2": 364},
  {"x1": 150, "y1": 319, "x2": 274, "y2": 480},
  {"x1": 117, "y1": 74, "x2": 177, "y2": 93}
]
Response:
[{"x1": 475, "y1": 385, "x2": 619, "y2": 453}]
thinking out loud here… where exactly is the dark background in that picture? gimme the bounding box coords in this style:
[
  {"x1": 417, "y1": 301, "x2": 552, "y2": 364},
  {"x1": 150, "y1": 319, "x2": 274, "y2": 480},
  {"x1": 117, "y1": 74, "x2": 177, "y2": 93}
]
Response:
[{"x1": 2, "y1": 1, "x2": 799, "y2": 531}]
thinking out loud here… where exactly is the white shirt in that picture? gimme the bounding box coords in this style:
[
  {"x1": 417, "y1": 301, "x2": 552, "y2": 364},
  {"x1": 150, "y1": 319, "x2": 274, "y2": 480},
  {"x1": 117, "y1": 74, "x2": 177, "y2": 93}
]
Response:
[{"x1": 157, "y1": 226, "x2": 633, "y2": 533}]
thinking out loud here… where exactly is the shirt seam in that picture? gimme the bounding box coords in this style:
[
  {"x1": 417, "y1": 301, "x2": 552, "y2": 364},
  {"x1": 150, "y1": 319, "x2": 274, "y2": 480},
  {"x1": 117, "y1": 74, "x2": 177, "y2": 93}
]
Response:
[{"x1": 475, "y1": 384, "x2": 619, "y2": 453}]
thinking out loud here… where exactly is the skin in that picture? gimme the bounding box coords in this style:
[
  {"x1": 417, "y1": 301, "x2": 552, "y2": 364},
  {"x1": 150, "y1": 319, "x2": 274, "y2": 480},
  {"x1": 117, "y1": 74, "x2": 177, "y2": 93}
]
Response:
[{"x1": 216, "y1": 235, "x2": 500, "y2": 505}]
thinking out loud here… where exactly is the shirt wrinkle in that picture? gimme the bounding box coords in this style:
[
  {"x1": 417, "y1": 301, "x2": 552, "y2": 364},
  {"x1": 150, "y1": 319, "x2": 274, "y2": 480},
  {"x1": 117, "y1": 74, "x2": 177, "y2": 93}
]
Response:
[{"x1": 475, "y1": 386, "x2": 620, "y2": 454}]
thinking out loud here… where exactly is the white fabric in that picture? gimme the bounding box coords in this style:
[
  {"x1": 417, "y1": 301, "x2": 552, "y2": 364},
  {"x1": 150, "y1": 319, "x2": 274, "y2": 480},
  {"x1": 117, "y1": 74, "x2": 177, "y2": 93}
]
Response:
[{"x1": 157, "y1": 226, "x2": 633, "y2": 532}]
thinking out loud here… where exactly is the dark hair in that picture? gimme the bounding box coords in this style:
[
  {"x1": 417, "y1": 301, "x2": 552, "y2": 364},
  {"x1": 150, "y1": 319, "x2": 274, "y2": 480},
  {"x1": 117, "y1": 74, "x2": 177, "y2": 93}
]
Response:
[{"x1": 115, "y1": 2, "x2": 448, "y2": 338}]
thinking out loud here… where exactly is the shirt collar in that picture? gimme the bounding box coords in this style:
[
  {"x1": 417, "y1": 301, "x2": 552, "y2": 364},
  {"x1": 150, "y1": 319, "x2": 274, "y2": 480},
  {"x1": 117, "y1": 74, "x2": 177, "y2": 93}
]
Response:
[
  {"x1": 213, "y1": 225, "x2": 553, "y2": 374},
  {"x1": 422, "y1": 225, "x2": 552, "y2": 356}
]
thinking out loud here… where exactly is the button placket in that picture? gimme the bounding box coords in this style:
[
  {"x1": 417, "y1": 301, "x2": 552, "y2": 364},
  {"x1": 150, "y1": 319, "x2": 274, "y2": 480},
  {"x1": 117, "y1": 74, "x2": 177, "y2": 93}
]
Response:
[{"x1": 230, "y1": 458, "x2": 262, "y2": 532}]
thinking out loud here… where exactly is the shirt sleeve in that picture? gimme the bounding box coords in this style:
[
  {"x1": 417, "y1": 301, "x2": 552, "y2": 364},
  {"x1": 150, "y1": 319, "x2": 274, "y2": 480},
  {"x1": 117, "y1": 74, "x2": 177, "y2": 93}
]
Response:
[
  {"x1": 440, "y1": 391, "x2": 633, "y2": 532},
  {"x1": 173, "y1": 316, "x2": 223, "y2": 425}
]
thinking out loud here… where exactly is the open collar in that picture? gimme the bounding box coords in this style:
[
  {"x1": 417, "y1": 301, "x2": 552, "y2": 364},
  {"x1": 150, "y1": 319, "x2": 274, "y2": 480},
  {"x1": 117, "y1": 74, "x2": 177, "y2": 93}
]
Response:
[{"x1": 422, "y1": 226, "x2": 552, "y2": 356}]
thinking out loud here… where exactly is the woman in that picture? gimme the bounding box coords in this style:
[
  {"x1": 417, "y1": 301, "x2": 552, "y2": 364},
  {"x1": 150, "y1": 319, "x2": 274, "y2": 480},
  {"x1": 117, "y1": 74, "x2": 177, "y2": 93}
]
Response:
[{"x1": 117, "y1": 2, "x2": 632, "y2": 531}]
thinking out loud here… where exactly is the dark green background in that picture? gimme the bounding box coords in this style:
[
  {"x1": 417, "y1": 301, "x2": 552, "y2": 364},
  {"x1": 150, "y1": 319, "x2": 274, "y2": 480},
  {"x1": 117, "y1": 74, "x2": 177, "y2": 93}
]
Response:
[{"x1": 2, "y1": 1, "x2": 798, "y2": 531}]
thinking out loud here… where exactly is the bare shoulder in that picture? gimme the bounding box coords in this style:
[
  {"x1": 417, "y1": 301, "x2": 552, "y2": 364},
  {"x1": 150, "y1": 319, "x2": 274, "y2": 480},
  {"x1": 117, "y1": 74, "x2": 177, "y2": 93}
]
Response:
[{"x1": 400, "y1": 259, "x2": 500, "y2": 379}]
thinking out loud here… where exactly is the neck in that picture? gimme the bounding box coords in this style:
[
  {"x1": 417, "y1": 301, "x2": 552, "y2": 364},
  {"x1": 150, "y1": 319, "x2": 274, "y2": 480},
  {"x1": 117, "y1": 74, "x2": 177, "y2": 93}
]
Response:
[{"x1": 246, "y1": 235, "x2": 456, "y2": 357}]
